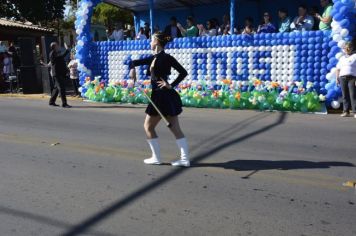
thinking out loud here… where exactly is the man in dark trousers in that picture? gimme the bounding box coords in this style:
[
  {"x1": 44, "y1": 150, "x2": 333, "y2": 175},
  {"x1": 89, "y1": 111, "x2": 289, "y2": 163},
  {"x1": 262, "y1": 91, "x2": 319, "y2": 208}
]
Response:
[
  {"x1": 164, "y1": 17, "x2": 182, "y2": 39},
  {"x1": 49, "y1": 42, "x2": 71, "y2": 108}
]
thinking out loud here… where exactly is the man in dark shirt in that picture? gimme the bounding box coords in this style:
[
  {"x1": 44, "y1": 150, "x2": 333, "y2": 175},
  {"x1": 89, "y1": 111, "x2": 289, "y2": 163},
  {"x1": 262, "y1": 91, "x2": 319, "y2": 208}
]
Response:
[
  {"x1": 144, "y1": 23, "x2": 151, "y2": 39},
  {"x1": 49, "y1": 42, "x2": 71, "y2": 108},
  {"x1": 164, "y1": 17, "x2": 182, "y2": 39}
]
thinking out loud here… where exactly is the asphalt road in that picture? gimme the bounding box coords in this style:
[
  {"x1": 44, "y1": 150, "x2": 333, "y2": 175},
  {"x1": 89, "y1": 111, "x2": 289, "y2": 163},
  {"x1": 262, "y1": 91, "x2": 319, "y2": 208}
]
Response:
[{"x1": 0, "y1": 97, "x2": 355, "y2": 236}]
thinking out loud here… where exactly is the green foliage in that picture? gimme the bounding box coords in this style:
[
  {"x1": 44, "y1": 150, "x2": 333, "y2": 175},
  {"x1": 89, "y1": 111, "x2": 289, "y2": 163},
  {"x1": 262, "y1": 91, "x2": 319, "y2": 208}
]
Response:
[
  {"x1": 92, "y1": 3, "x2": 133, "y2": 30},
  {"x1": 0, "y1": 0, "x2": 66, "y2": 25}
]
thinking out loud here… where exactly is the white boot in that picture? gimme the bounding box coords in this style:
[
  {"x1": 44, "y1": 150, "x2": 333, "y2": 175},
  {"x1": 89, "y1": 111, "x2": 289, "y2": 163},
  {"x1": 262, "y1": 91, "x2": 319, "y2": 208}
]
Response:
[
  {"x1": 144, "y1": 139, "x2": 162, "y2": 165},
  {"x1": 171, "y1": 138, "x2": 190, "y2": 167}
]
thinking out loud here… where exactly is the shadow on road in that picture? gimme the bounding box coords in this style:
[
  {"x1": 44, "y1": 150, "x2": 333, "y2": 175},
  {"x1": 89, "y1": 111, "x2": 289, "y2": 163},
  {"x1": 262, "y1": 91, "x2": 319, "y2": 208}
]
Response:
[
  {"x1": 62, "y1": 112, "x2": 287, "y2": 236},
  {"x1": 194, "y1": 160, "x2": 355, "y2": 179},
  {"x1": 0, "y1": 206, "x2": 115, "y2": 236},
  {"x1": 71, "y1": 105, "x2": 145, "y2": 109}
]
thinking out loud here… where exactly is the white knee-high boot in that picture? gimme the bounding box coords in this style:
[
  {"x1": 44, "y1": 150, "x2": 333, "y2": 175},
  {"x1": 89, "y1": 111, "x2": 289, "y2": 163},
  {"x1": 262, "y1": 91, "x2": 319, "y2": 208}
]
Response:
[
  {"x1": 144, "y1": 138, "x2": 162, "y2": 165},
  {"x1": 171, "y1": 138, "x2": 190, "y2": 167}
]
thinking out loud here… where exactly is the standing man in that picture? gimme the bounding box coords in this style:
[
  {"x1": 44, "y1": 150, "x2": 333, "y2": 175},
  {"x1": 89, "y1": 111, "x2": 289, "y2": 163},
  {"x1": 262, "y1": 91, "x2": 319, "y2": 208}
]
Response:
[
  {"x1": 109, "y1": 23, "x2": 124, "y2": 41},
  {"x1": 164, "y1": 17, "x2": 182, "y2": 39},
  {"x1": 316, "y1": 0, "x2": 333, "y2": 31},
  {"x1": 278, "y1": 8, "x2": 291, "y2": 33},
  {"x1": 290, "y1": 5, "x2": 314, "y2": 32},
  {"x1": 49, "y1": 42, "x2": 71, "y2": 108},
  {"x1": 144, "y1": 22, "x2": 151, "y2": 39}
]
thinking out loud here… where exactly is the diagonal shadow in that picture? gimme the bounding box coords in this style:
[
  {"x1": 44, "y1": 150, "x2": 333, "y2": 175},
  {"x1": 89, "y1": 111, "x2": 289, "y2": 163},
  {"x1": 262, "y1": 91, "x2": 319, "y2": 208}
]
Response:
[
  {"x1": 72, "y1": 105, "x2": 145, "y2": 109},
  {"x1": 0, "y1": 206, "x2": 115, "y2": 236},
  {"x1": 62, "y1": 112, "x2": 287, "y2": 236},
  {"x1": 189, "y1": 112, "x2": 270, "y2": 153},
  {"x1": 194, "y1": 160, "x2": 355, "y2": 179}
]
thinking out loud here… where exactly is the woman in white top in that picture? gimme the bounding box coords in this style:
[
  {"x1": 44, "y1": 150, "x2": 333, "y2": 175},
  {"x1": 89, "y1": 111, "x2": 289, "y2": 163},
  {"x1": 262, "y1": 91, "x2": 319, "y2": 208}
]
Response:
[
  {"x1": 336, "y1": 42, "x2": 356, "y2": 118},
  {"x1": 198, "y1": 19, "x2": 217, "y2": 37},
  {"x1": 68, "y1": 54, "x2": 80, "y2": 96}
]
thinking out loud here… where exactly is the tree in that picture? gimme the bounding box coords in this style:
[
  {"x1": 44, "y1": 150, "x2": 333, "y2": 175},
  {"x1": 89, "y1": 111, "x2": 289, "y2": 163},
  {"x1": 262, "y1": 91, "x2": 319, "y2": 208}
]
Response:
[
  {"x1": 92, "y1": 3, "x2": 133, "y2": 30},
  {"x1": 0, "y1": 0, "x2": 66, "y2": 26}
]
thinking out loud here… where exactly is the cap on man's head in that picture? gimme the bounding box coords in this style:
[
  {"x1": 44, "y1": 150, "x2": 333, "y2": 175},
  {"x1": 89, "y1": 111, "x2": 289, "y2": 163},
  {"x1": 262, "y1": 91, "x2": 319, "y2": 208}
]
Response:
[{"x1": 50, "y1": 42, "x2": 57, "y2": 50}]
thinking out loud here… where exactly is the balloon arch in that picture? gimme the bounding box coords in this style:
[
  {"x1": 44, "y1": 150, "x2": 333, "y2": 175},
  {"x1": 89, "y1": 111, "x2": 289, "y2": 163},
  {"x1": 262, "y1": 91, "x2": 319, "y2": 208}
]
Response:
[{"x1": 75, "y1": 0, "x2": 356, "y2": 112}]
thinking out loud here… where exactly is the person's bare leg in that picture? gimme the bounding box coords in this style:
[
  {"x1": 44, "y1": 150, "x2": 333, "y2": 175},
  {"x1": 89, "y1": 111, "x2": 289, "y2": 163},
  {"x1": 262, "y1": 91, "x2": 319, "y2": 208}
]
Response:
[
  {"x1": 143, "y1": 115, "x2": 162, "y2": 165},
  {"x1": 167, "y1": 116, "x2": 190, "y2": 167},
  {"x1": 144, "y1": 114, "x2": 161, "y2": 139}
]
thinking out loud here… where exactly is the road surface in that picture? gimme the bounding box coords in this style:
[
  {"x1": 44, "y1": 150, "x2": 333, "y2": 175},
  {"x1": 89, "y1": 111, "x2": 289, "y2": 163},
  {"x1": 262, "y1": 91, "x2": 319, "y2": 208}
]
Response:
[{"x1": 0, "y1": 97, "x2": 355, "y2": 236}]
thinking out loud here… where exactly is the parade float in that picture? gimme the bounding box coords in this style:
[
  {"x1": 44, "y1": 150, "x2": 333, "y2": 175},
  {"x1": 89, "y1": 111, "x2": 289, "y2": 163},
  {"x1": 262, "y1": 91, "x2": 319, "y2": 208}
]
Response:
[{"x1": 74, "y1": 0, "x2": 356, "y2": 112}]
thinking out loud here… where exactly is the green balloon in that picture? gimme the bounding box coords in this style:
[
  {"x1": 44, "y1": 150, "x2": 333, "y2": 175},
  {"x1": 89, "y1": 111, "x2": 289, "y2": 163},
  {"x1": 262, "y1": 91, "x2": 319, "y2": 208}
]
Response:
[{"x1": 283, "y1": 101, "x2": 291, "y2": 110}]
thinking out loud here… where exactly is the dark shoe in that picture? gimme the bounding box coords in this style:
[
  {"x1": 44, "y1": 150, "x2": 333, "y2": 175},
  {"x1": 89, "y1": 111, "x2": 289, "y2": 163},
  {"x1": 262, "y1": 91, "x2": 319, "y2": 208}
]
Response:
[
  {"x1": 62, "y1": 104, "x2": 72, "y2": 108},
  {"x1": 49, "y1": 103, "x2": 59, "y2": 107}
]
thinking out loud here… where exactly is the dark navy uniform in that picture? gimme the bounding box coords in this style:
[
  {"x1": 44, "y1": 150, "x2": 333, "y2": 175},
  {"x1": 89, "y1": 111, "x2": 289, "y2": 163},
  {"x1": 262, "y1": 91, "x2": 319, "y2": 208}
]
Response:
[{"x1": 130, "y1": 51, "x2": 187, "y2": 116}]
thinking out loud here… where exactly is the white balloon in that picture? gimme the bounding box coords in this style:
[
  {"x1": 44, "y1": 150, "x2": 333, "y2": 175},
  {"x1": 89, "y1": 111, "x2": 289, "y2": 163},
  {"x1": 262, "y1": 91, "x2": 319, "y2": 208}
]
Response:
[
  {"x1": 338, "y1": 40, "x2": 346, "y2": 48},
  {"x1": 340, "y1": 29, "x2": 349, "y2": 37},
  {"x1": 331, "y1": 101, "x2": 340, "y2": 109},
  {"x1": 326, "y1": 72, "x2": 334, "y2": 80},
  {"x1": 333, "y1": 34, "x2": 342, "y2": 42}
]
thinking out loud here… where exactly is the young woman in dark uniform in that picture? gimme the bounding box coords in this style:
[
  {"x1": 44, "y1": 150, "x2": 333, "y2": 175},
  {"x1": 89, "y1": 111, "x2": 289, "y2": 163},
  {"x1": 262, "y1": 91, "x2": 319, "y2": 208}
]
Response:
[{"x1": 129, "y1": 32, "x2": 190, "y2": 167}]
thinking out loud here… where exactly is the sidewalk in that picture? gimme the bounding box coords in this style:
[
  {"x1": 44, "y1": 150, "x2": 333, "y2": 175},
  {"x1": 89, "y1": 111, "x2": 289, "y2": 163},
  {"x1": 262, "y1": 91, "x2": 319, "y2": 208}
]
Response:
[{"x1": 0, "y1": 93, "x2": 83, "y2": 101}]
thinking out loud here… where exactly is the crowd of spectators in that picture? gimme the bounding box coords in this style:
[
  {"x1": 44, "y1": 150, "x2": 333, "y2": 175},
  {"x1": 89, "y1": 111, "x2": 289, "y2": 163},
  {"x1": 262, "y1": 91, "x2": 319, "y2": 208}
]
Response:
[{"x1": 125, "y1": 0, "x2": 333, "y2": 41}]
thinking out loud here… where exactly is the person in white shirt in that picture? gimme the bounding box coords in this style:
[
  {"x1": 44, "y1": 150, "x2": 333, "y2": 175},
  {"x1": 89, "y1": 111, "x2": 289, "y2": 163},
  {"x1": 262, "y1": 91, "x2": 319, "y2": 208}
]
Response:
[
  {"x1": 136, "y1": 27, "x2": 148, "y2": 40},
  {"x1": 336, "y1": 42, "x2": 356, "y2": 118},
  {"x1": 198, "y1": 19, "x2": 217, "y2": 37},
  {"x1": 290, "y1": 5, "x2": 314, "y2": 32},
  {"x1": 109, "y1": 24, "x2": 124, "y2": 41},
  {"x1": 68, "y1": 54, "x2": 80, "y2": 96}
]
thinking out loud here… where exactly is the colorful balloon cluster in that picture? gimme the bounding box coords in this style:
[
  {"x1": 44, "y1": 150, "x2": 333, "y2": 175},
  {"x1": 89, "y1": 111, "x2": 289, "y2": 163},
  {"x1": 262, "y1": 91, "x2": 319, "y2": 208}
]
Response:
[
  {"x1": 324, "y1": 0, "x2": 356, "y2": 109},
  {"x1": 80, "y1": 76, "x2": 322, "y2": 112}
]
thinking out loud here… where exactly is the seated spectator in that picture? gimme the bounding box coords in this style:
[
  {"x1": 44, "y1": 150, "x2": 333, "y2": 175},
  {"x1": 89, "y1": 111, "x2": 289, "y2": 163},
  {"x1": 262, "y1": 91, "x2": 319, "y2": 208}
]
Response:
[
  {"x1": 241, "y1": 17, "x2": 256, "y2": 35},
  {"x1": 164, "y1": 17, "x2": 182, "y2": 39},
  {"x1": 109, "y1": 24, "x2": 124, "y2": 41},
  {"x1": 278, "y1": 8, "x2": 291, "y2": 33},
  {"x1": 212, "y1": 18, "x2": 220, "y2": 34},
  {"x1": 144, "y1": 22, "x2": 151, "y2": 39},
  {"x1": 153, "y1": 25, "x2": 160, "y2": 34},
  {"x1": 310, "y1": 6, "x2": 320, "y2": 30},
  {"x1": 219, "y1": 14, "x2": 230, "y2": 35},
  {"x1": 198, "y1": 19, "x2": 217, "y2": 37},
  {"x1": 290, "y1": 5, "x2": 314, "y2": 32},
  {"x1": 177, "y1": 16, "x2": 199, "y2": 37},
  {"x1": 316, "y1": 0, "x2": 332, "y2": 31},
  {"x1": 136, "y1": 27, "x2": 147, "y2": 40},
  {"x1": 257, "y1": 12, "x2": 276, "y2": 33}
]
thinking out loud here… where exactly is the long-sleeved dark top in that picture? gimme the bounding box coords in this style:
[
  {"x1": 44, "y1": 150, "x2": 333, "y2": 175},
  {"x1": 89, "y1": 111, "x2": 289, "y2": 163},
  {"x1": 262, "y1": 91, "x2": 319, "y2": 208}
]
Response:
[
  {"x1": 50, "y1": 49, "x2": 70, "y2": 77},
  {"x1": 129, "y1": 51, "x2": 187, "y2": 90}
]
